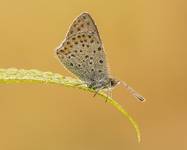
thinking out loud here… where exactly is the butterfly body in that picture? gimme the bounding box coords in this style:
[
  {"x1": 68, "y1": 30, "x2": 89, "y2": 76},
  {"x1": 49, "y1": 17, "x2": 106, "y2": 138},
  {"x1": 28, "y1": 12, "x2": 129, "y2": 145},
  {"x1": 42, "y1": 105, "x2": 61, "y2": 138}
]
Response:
[{"x1": 87, "y1": 77, "x2": 119, "y2": 90}]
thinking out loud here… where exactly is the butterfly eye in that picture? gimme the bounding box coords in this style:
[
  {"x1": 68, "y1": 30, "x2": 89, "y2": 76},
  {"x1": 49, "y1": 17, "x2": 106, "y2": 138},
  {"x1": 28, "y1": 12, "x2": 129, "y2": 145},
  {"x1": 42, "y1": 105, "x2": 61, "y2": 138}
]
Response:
[{"x1": 98, "y1": 47, "x2": 102, "y2": 51}]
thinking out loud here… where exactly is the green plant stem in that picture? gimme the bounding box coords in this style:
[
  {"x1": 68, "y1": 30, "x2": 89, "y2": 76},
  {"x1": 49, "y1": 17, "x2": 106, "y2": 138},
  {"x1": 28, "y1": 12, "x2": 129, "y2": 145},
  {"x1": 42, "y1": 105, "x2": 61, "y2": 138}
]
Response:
[{"x1": 0, "y1": 68, "x2": 141, "y2": 143}]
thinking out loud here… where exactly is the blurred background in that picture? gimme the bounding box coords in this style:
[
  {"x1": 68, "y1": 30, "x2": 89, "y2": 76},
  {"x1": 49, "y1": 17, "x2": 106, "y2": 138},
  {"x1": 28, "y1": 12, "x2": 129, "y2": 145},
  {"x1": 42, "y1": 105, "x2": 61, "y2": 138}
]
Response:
[{"x1": 0, "y1": 0, "x2": 186, "y2": 149}]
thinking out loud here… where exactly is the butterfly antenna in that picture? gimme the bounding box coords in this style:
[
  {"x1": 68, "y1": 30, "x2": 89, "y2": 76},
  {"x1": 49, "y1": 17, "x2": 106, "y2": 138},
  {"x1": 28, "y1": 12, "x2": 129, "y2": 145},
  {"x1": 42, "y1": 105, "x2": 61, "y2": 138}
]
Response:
[{"x1": 121, "y1": 81, "x2": 145, "y2": 102}]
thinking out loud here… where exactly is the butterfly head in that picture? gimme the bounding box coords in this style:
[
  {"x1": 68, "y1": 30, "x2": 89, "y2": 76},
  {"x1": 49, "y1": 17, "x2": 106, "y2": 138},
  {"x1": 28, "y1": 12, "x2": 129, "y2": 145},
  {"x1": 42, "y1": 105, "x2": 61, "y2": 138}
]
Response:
[
  {"x1": 88, "y1": 77, "x2": 120, "y2": 90},
  {"x1": 108, "y1": 78, "x2": 120, "y2": 88}
]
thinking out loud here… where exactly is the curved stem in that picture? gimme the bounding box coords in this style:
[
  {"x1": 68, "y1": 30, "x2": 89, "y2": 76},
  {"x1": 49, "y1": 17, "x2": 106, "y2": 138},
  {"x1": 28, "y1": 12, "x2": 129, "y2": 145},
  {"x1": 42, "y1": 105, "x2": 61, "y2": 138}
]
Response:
[{"x1": 0, "y1": 68, "x2": 141, "y2": 143}]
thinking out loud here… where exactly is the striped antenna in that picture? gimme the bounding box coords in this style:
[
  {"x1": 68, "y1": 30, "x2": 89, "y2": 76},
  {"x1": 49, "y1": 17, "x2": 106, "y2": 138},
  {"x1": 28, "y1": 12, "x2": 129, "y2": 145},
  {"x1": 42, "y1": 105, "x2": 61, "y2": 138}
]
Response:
[{"x1": 121, "y1": 81, "x2": 145, "y2": 102}]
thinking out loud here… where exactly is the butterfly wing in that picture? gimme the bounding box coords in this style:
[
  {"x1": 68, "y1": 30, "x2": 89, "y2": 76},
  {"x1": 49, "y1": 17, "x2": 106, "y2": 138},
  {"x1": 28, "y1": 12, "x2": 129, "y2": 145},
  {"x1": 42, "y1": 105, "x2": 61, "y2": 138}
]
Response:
[
  {"x1": 66, "y1": 13, "x2": 101, "y2": 42},
  {"x1": 56, "y1": 12, "x2": 109, "y2": 85},
  {"x1": 56, "y1": 32, "x2": 109, "y2": 84}
]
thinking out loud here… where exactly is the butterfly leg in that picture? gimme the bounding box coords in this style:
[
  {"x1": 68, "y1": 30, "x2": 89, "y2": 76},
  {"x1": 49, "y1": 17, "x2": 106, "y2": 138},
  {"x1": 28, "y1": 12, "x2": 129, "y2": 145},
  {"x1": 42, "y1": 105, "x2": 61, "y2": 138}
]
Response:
[
  {"x1": 105, "y1": 80, "x2": 113, "y2": 102},
  {"x1": 105, "y1": 89, "x2": 112, "y2": 103},
  {"x1": 93, "y1": 89, "x2": 100, "y2": 97}
]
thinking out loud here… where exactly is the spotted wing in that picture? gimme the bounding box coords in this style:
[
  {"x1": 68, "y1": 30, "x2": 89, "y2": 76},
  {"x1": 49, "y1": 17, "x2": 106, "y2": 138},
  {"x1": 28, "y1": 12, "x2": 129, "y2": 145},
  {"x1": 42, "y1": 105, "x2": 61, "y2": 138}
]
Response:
[
  {"x1": 66, "y1": 12, "x2": 101, "y2": 42},
  {"x1": 56, "y1": 32, "x2": 109, "y2": 84}
]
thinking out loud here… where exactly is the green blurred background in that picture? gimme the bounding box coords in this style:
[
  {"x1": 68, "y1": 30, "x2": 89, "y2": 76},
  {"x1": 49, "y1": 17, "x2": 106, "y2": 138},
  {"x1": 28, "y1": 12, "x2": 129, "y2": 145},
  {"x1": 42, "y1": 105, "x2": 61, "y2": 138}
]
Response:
[{"x1": 0, "y1": 0, "x2": 186, "y2": 149}]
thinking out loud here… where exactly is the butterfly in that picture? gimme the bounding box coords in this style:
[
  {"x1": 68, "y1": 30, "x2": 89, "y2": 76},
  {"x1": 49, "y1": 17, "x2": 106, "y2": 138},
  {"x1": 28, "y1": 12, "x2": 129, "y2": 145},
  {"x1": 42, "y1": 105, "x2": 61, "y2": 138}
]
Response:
[{"x1": 56, "y1": 12, "x2": 145, "y2": 101}]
